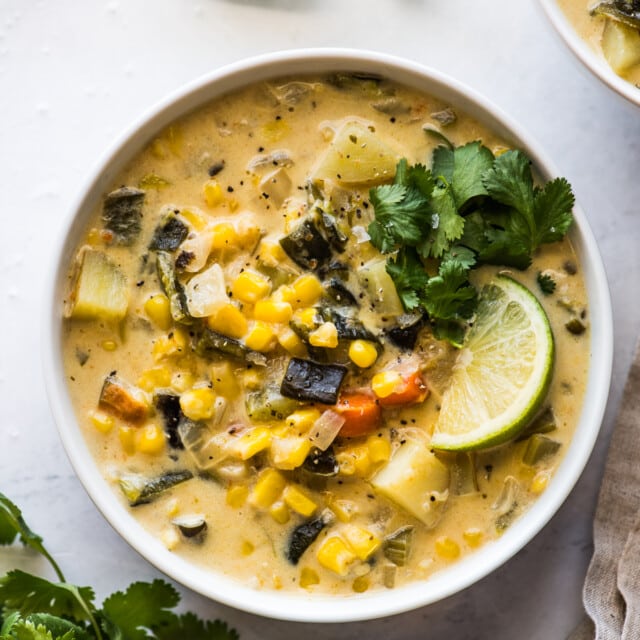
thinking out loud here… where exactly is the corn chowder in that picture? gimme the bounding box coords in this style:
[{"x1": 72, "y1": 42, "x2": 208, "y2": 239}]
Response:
[
  {"x1": 62, "y1": 74, "x2": 590, "y2": 595},
  {"x1": 559, "y1": 0, "x2": 640, "y2": 84}
]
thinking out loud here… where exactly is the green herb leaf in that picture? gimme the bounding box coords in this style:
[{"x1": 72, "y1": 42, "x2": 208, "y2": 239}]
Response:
[
  {"x1": 100, "y1": 580, "x2": 178, "y2": 640},
  {"x1": 537, "y1": 272, "x2": 557, "y2": 295},
  {"x1": 418, "y1": 181, "x2": 464, "y2": 258},
  {"x1": 385, "y1": 247, "x2": 431, "y2": 311},
  {"x1": 1, "y1": 617, "x2": 75, "y2": 640},
  {"x1": 368, "y1": 161, "x2": 434, "y2": 253},
  {"x1": 153, "y1": 612, "x2": 239, "y2": 640},
  {"x1": 0, "y1": 495, "x2": 64, "y2": 582},
  {"x1": 0, "y1": 571, "x2": 95, "y2": 626},
  {"x1": 432, "y1": 142, "x2": 494, "y2": 210},
  {"x1": 422, "y1": 261, "x2": 477, "y2": 322}
]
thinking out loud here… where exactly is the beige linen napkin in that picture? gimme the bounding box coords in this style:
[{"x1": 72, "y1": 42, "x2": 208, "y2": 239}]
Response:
[{"x1": 570, "y1": 341, "x2": 640, "y2": 640}]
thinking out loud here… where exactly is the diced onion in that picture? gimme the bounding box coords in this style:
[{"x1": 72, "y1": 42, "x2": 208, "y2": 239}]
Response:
[
  {"x1": 185, "y1": 263, "x2": 228, "y2": 318},
  {"x1": 351, "y1": 225, "x2": 371, "y2": 243},
  {"x1": 308, "y1": 410, "x2": 345, "y2": 451}
]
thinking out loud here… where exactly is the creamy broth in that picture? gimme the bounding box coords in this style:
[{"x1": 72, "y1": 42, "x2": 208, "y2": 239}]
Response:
[
  {"x1": 558, "y1": 0, "x2": 640, "y2": 86},
  {"x1": 62, "y1": 74, "x2": 589, "y2": 595}
]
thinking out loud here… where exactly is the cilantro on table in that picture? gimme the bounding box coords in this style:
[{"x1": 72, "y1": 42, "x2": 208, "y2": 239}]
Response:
[
  {"x1": 367, "y1": 142, "x2": 574, "y2": 345},
  {"x1": 0, "y1": 492, "x2": 239, "y2": 640}
]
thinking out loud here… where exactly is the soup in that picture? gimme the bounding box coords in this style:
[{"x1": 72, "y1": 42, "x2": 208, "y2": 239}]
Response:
[
  {"x1": 558, "y1": 0, "x2": 640, "y2": 84},
  {"x1": 62, "y1": 74, "x2": 589, "y2": 595}
]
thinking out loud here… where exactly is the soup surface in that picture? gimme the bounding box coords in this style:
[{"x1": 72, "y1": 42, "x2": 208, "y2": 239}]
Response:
[
  {"x1": 62, "y1": 74, "x2": 590, "y2": 595},
  {"x1": 558, "y1": 0, "x2": 640, "y2": 85}
]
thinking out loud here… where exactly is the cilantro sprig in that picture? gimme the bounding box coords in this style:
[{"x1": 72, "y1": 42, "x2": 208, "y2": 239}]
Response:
[
  {"x1": 367, "y1": 142, "x2": 574, "y2": 345},
  {"x1": 0, "y1": 492, "x2": 239, "y2": 640}
]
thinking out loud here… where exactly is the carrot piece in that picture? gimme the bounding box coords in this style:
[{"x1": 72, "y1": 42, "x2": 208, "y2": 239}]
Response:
[
  {"x1": 336, "y1": 393, "x2": 382, "y2": 438},
  {"x1": 377, "y1": 371, "x2": 429, "y2": 407}
]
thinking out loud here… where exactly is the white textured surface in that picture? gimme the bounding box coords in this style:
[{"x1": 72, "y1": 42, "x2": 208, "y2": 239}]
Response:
[{"x1": 1, "y1": 1, "x2": 639, "y2": 638}]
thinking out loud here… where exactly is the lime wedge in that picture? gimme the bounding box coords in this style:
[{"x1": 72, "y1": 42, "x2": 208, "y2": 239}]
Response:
[{"x1": 430, "y1": 275, "x2": 554, "y2": 451}]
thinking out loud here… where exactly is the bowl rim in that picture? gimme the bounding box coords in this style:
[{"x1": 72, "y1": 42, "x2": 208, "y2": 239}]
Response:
[
  {"x1": 43, "y1": 47, "x2": 613, "y2": 623},
  {"x1": 538, "y1": 0, "x2": 640, "y2": 108}
]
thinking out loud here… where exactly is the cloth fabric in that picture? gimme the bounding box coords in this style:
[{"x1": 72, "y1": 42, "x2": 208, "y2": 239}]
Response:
[{"x1": 569, "y1": 342, "x2": 640, "y2": 640}]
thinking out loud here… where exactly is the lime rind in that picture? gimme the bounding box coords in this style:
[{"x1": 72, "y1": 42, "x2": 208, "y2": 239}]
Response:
[{"x1": 430, "y1": 275, "x2": 554, "y2": 451}]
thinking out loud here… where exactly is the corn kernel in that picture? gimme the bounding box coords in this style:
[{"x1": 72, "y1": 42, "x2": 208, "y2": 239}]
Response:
[
  {"x1": 294, "y1": 307, "x2": 319, "y2": 330},
  {"x1": 261, "y1": 119, "x2": 290, "y2": 143},
  {"x1": 329, "y1": 499, "x2": 358, "y2": 523},
  {"x1": 86, "y1": 228, "x2": 101, "y2": 245},
  {"x1": 463, "y1": 528, "x2": 484, "y2": 548},
  {"x1": 249, "y1": 469, "x2": 286, "y2": 509},
  {"x1": 435, "y1": 536, "x2": 461, "y2": 560},
  {"x1": 309, "y1": 322, "x2": 338, "y2": 348},
  {"x1": 137, "y1": 366, "x2": 172, "y2": 392},
  {"x1": 233, "y1": 427, "x2": 272, "y2": 460},
  {"x1": 530, "y1": 470, "x2": 550, "y2": 494},
  {"x1": 211, "y1": 222, "x2": 239, "y2": 250},
  {"x1": 161, "y1": 527, "x2": 181, "y2": 550},
  {"x1": 152, "y1": 329, "x2": 188, "y2": 361},
  {"x1": 203, "y1": 179, "x2": 224, "y2": 207},
  {"x1": 232, "y1": 271, "x2": 271, "y2": 304},
  {"x1": 135, "y1": 424, "x2": 166, "y2": 455},
  {"x1": 179, "y1": 208, "x2": 207, "y2": 231},
  {"x1": 226, "y1": 485, "x2": 249, "y2": 508},
  {"x1": 258, "y1": 239, "x2": 288, "y2": 267},
  {"x1": 234, "y1": 219, "x2": 261, "y2": 250},
  {"x1": 211, "y1": 361, "x2": 240, "y2": 398},
  {"x1": 241, "y1": 540, "x2": 255, "y2": 556},
  {"x1": 342, "y1": 525, "x2": 381, "y2": 561},
  {"x1": 291, "y1": 274, "x2": 323, "y2": 307},
  {"x1": 337, "y1": 445, "x2": 372, "y2": 477},
  {"x1": 352, "y1": 575, "x2": 370, "y2": 593},
  {"x1": 254, "y1": 299, "x2": 293, "y2": 324},
  {"x1": 101, "y1": 340, "x2": 118, "y2": 352},
  {"x1": 206, "y1": 303, "x2": 248, "y2": 339},
  {"x1": 165, "y1": 498, "x2": 179, "y2": 517},
  {"x1": 171, "y1": 371, "x2": 195, "y2": 392},
  {"x1": 349, "y1": 340, "x2": 378, "y2": 368},
  {"x1": 299, "y1": 568, "x2": 320, "y2": 589},
  {"x1": 286, "y1": 409, "x2": 321, "y2": 434},
  {"x1": 243, "y1": 369, "x2": 264, "y2": 390},
  {"x1": 180, "y1": 387, "x2": 217, "y2": 421},
  {"x1": 366, "y1": 434, "x2": 391, "y2": 464},
  {"x1": 245, "y1": 321, "x2": 276, "y2": 352},
  {"x1": 277, "y1": 327, "x2": 307, "y2": 357},
  {"x1": 118, "y1": 426, "x2": 136, "y2": 455},
  {"x1": 269, "y1": 500, "x2": 290, "y2": 524},
  {"x1": 371, "y1": 371, "x2": 403, "y2": 399},
  {"x1": 283, "y1": 485, "x2": 317, "y2": 517},
  {"x1": 270, "y1": 436, "x2": 312, "y2": 470},
  {"x1": 144, "y1": 294, "x2": 172, "y2": 331},
  {"x1": 89, "y1": 410, "x2": 114, "y2": 433},
  {"x1": 317, "y1": 536, "x2": 356, "y2": 576}
]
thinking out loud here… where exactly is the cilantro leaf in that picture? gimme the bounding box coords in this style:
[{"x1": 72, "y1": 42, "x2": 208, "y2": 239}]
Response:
[
  {"x1": 2, "y1": 614, "x2": 89, "y2": 640},
  {"x1": 422, "y1": 261, "x2": 477, "y2": 322},
  {"x1": 432, "y1": 142, "x2": 494, "y2": 210},
  {"x1": 482, "y1": 150, "x2": 574, "y2": 257},
  {"x1": 537, "y1": 272, "x2": 557, "y2": 295},
  {"x1": 1, "y1": 618, "x2": 74, "y2": 640},
  {"x1": 368, "y1": 161, "x2": 434, "y2": 253},
  {"x1": 0, "y1": 494, "x2": 64, "y2": 582},
  {"x1": 0, "y1": 571, "x2": 95, "y2": 626},
  {"x1": 418, "y1": 181, "x2": 465, "y2": 258},
  {"x1": 441, "y1": 245, "x2": 476, "y2": 271},
  {"x1": 100, "y1": 580, "x2": 178, "y2": 640},
  {"x1": 385, "y1": 247, "x2": 431, "y2": 311},
  {"x1": 153, "y1": 612, "x2": 239, "y2": 640},
  {"x1": 531, "y1": 177, "x2": 574, "y2": 245}
]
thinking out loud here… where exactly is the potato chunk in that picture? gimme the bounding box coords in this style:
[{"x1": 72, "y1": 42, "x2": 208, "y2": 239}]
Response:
[
  {"x1": 371, "y1": 439, "x2": 450, "y2": 527},
  {"x1": 66, "y1": 247, "x2": 129, "y2": 321},
  {"x1": 602, "y1": 19, "x2": 640, "y2": 74},
  {"x1": 313, "y1": 121, "x2": 399, "y2": 185}
]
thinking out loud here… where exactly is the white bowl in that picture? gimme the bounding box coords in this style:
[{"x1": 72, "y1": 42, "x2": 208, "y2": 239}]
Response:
[
  {"x1": 539, "y1": 0, "x2": 640, "y2": 108},
  {"x1": 43, "y1": 48, "x2": 613, "y2": 623}
]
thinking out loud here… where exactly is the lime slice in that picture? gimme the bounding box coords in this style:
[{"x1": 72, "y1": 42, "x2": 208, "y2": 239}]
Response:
[{"x1": 430, "y1": 275, "x2": 554, "y2": 451}]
